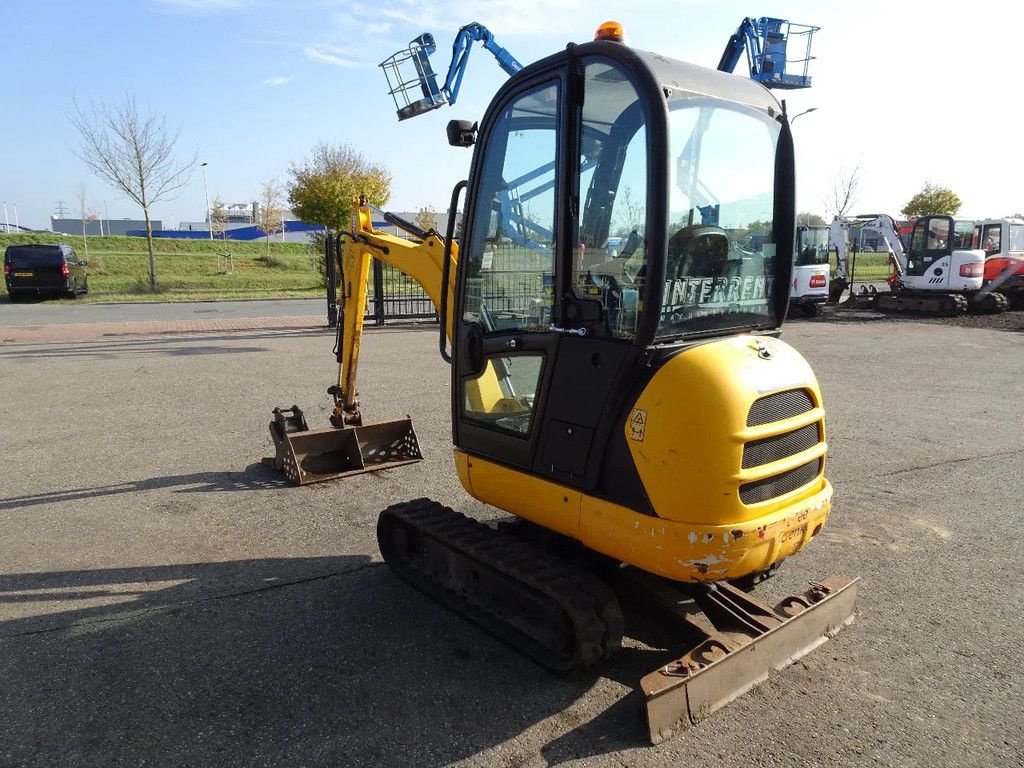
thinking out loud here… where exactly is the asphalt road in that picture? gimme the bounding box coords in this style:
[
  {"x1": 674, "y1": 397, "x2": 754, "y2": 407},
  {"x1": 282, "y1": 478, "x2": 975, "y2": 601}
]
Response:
[
  {"x1": 1, "y1": 319, "x2": 1022, "y2": 767},
  {"x1": 0, "y1": 297, "x2": 327, "y2": 326}
]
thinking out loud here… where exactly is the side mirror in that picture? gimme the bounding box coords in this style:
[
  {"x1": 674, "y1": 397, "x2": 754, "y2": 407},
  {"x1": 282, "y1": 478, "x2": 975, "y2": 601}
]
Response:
[{"x1": 447, "y1": 120, "x2": 478, "y2": 148}]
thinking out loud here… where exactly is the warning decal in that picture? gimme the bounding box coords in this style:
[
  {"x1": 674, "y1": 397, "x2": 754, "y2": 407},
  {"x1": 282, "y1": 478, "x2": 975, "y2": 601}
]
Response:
[{"x1": 629, "y1": 409, "x2": 647, "y2": 442}]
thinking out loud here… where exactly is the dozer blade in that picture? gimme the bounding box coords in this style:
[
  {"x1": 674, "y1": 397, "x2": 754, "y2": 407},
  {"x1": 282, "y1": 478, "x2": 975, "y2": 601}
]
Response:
[
  {"x1": 264, "y1": 407, "x2": 422, "y2": 485},
  {"x1": 640, "y1": 576, "x2": 858, "y2": 744}
]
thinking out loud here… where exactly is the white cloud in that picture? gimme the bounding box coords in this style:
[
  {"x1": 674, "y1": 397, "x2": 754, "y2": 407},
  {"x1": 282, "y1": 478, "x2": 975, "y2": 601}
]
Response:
[
  {"x1": 304, "y1": 45, "x2": 363, "y2": 68},
  {"x1": 350, "y1": 0, "x2": 603, "y2": 37},
  {"x1": 260, "y1": 75, "x2": 293, "y2": 87}
]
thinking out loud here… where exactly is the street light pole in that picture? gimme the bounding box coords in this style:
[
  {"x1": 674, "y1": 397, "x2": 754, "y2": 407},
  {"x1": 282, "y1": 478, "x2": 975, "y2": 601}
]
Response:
[
  {"x1": 201, "y1": 162, "x2": 213, "y2": 240},
  {"x1": 790, "y1": 108, "x2": 818, "y2": 227},
  {"x1": 13, "y1": 204, "x2": 19, "y2": 231},
  {"x1": 3, "y1": 202, "x2": 8, "y2": 233},
  {"x1": 790, "y1": 107, "x2": 818, "y2": 125}
]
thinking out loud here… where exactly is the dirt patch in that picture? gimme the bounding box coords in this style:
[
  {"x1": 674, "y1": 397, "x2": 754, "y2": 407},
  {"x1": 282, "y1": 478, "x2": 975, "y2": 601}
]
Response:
[{"x1": 792, "y1": 304, "x2": 1024, "y2": 333}]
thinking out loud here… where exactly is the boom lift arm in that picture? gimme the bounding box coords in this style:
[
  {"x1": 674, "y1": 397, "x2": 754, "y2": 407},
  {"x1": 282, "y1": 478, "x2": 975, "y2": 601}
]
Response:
[
  {"x1": 717, "y1": 17, "x2": 819, "y2": 89},
  {"x1": 381, "y1": 22, "x2": 523, "y2": 121}
]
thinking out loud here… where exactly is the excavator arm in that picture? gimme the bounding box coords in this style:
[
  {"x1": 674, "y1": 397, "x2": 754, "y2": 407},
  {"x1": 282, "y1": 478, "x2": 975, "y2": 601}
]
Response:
[
  {"x1": 829, "y1": 214, "x2": 905, "y2": 286},
  {"x1": 332, "y1": 201, "x2": 457, "y2": 427},
  {"x1": 263, "y1": 199, "x2": 457, "y2": 485}
]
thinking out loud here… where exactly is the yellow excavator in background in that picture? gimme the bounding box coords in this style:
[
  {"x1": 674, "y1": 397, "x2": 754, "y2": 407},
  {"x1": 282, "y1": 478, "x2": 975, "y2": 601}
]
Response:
[{"x1": 265, "y1": 22, "x2": 858, "y2": 744}]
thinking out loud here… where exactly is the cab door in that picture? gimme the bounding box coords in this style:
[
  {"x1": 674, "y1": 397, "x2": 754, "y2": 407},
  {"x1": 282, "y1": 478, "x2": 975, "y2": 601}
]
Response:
[
  {"x1": 906, "y1": 215, "x2": 954, "y2": 287},
  {"x1": 453, "y1": 74, "x2": 565, "y2": 471},
  {"x1": 452, "y1": 51, "x2": 659, "y2": 507}
]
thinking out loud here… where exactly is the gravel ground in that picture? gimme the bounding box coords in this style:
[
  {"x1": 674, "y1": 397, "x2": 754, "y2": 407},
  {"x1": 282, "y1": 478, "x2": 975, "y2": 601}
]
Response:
[{"x1": 0, "y1": 319, "x2": 1022, "y2": 767}]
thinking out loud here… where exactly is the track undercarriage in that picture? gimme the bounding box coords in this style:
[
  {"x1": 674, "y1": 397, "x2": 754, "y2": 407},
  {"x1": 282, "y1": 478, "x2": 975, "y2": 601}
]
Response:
[
  {"x1": 377, "y1": 498, "x2": 858, "y2": 743},
  {"x1": 844, "y1": 284, "x2": 1008, "y2": 316}
]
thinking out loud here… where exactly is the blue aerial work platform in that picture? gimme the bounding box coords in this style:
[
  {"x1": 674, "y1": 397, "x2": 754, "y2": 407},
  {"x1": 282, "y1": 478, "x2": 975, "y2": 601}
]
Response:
[{"x1": 717, "y1": 17, "x2": 819, "y2": 89}]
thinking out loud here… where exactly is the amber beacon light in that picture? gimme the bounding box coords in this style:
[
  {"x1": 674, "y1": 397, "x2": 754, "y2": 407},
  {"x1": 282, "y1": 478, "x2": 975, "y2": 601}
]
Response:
[{"x1": 594, "y1": 21, "x2": 625, "y2": 42}]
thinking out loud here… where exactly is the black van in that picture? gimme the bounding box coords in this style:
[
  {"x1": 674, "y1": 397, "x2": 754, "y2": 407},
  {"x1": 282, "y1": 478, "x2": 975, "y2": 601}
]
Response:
[{"x1": 3, "y1": 243, "x2": 89, "y2": 301}]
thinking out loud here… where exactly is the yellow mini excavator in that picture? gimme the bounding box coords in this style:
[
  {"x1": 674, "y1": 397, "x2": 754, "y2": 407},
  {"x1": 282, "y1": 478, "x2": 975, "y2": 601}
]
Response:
[{"x1": 267, "y1": 22, "x2": 857, "y2": 743}]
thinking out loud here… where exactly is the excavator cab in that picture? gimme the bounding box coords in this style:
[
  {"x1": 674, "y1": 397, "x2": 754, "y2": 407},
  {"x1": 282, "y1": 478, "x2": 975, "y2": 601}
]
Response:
[{"x1": 451, "y1": 41, "x2": 796, "y2": 489}]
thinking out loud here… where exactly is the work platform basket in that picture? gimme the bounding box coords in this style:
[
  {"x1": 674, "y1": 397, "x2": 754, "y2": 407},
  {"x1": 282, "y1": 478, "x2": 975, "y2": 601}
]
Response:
[{"x1": 380, "y1": 33, "x2": 447, "y2": 121}]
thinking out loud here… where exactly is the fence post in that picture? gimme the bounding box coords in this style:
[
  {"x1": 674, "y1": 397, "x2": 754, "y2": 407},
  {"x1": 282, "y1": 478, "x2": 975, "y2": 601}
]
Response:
[
  {"x1": 325, "y1": 230, "x2": 338, "y2": 328},
  {"x1": 373, "y1": 259, "x2": 386, "y2": 327}
]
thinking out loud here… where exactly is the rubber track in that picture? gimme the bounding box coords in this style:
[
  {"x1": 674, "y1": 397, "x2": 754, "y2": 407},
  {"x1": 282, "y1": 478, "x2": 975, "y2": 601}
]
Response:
[
  {"x1": 377, "y1": 498, "x2": 623, "y2": 674},
  {"x1": 875, "y1": 291, "x2": 968, "y2": 316}
]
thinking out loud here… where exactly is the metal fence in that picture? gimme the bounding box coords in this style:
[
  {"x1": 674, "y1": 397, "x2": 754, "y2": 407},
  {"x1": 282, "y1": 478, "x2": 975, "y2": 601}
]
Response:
[
  {"x1": 364, "y1": 260, "x2": 437, "y2": 325},
  {"x1": 325, "y1": 233, "x2": 437, "y2": 327},
  {"x1": 325, "y1": 236, "x2": 556, "y2": 327}
]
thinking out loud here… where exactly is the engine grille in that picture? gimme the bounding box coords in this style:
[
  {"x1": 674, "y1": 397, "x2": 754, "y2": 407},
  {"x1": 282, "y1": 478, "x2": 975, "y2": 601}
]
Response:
[
  {"x1": 746, "y1": 389, "x2": 815, "y2": 427},
  {"x1": 740, "y1": 459, "x2": 822, "y2": 505},
  {"x1": 742, "y1": 423, "x2": 820, "y2": 469}
]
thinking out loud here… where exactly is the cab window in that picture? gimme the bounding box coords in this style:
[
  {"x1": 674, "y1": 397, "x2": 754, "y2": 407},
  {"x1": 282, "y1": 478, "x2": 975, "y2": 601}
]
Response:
[
  {"x1": 982, "y1": 223, "x2": 1002, "y2": 255},
  {"x1": 659, "y1": 100, "x2": 781, "y2": 337},
  {"x1": 463, "y1": 81, "x2": 559, "y2": 334},
  {"x1": 1010, "y1": 224, "x2": 1024, "y2": 252},
  {"x1": 574, "y1": 60, "x2": 648, "y2": 339}
]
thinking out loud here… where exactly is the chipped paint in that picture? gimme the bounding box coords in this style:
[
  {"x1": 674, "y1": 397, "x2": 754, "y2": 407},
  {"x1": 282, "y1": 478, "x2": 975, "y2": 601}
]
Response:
[{"x1": 677, "y1": 553, "x2": 727, "y2": 576}]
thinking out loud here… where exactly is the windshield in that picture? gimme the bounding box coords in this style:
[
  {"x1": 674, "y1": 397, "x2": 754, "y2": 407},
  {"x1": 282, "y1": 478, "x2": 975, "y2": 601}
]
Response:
[
  {"x1": 658, "y1": 99, "x2": 781, "y2": 338},
  {"x1": 796, "y1": 227, "x2": 829, "y2": 266}
]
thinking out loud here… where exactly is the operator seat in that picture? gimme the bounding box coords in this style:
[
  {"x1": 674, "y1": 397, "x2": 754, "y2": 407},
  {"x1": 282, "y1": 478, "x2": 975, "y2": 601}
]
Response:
[{"x1": 668, "y1": 224, "x2": 730, "y2": 279}]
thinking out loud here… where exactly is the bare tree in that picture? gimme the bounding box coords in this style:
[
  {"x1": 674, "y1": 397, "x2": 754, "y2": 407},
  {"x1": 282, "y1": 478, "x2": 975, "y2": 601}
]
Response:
[
  {"x1": 614, "y1": 185, "x2": 645, "y2": 238},
  {"x1": 824, "y1": 164, "x2": 861, "y2": 220},
  {"x1": 74, "y1": 182, "x2": 90, "y2": 259},
  {"x1": 68, "y1": 95, "x2": 196, "y2": 291},
  {"x1": 255, "y1": 180, "x2": 284, "y2": 258},
  {"x1": 210, "y1": 198, "x2": 229, "y2": 240}
]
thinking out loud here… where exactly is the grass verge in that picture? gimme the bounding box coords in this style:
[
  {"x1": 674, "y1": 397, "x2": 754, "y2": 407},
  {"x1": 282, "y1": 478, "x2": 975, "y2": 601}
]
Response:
[{"x1": 1, "y1": 233, "x2": 324, "y2": 302}]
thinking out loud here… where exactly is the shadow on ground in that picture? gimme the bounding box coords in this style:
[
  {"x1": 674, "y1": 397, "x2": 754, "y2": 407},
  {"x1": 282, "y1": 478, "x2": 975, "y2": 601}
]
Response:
[
  {"x1": 0, "y1": 463, "x2": 287, "y2": 512},
  {"x1": 0, "y1": 556, "x2": 681, "y2": 767}
]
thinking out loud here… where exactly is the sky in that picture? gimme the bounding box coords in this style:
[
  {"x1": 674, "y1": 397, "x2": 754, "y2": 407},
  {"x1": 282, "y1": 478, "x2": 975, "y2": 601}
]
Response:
[{"x1": 2, "y1": 0, "x2": 1021, "y2": 231}]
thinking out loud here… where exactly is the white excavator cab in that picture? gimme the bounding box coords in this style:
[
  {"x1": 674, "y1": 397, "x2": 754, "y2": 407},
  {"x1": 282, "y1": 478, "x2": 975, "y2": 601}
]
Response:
[
  {"x1": 792, "y1": 225, "x2": 829, "y2": 315},
  {"x1": 902, "y1": 215, "x2": 983, "y2": 293}
]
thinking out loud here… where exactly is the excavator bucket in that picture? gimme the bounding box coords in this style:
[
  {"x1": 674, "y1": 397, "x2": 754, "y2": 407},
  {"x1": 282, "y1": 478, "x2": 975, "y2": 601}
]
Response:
[
  {"x1": 263, "y1": 406, "x2": 423, "y2": 485},
  {"x1": 637, "y1": 575, "x2": 858, "y2": 744}
]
